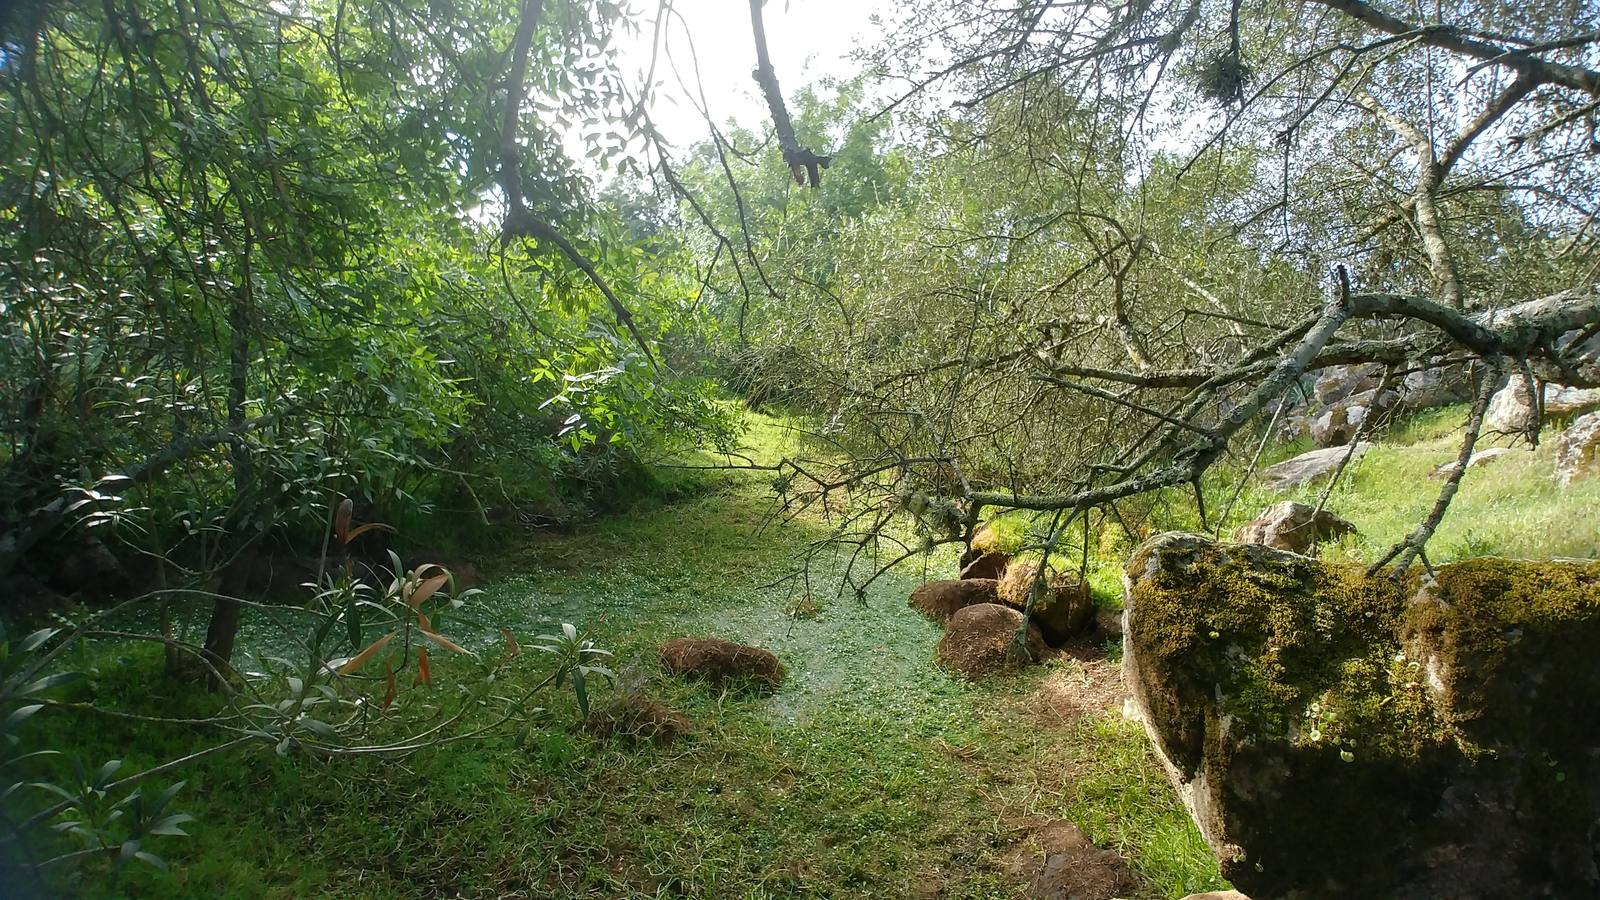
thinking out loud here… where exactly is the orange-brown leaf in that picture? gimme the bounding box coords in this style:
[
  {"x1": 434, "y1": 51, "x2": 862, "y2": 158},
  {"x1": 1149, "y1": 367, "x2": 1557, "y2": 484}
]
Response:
[
  {"x1": 337, "y1": 631, "x2": 396, "y2": 675},
  {"x1": 334, "y1": 498, "x2": 353, "y2": 545},
  {"x1": 344, "y1": 522, "x2": 396, "y2": 542},
  {"x1": 407, "y1": 573, "x2": 450, "y2": 610},
  {"x1": 414, "y1": 647, "x2": 432, "y2": 686},
  {"x1": 381, "y1": 662, "x2": 397, "y2": 711},
  {"x1": 421, "y1": 629, "x2": 468, "y2": 655}
]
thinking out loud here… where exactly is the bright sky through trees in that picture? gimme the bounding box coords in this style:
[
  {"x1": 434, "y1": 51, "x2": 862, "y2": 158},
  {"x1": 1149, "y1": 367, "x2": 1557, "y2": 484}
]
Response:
[{"x1": 618, "y1": 0, "x2": 892, "y2": 148}]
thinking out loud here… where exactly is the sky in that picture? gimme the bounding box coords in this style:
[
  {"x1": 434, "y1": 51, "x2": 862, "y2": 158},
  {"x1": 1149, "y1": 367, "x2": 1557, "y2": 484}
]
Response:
[{"x1": 613, "y1": 0, "x2": 895, "y2": 151}]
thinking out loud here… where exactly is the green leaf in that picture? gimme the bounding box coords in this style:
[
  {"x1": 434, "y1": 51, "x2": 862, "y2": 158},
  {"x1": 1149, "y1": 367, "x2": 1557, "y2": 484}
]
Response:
[
  {"x1": 147, "y1": 814, "x2": 194, "y2": 837},
  {"x1": 3, "y1": 704, "x2": 45, "y2": 732},
  {"x1": 133, "y1": 850, "x2": 169, "y2": 870},
  {"x1": 297, "y1": 718, "x2": 338, "y2": 739},
  {"x1": 572, "y1": 669, "x2": 589, "y2": 719},
  {"x1": 18, "y1": 671, "x2": 84, "y2": 697},
  {"x1": 21, "y1": 628, "x2": 60, "y2": 652}
]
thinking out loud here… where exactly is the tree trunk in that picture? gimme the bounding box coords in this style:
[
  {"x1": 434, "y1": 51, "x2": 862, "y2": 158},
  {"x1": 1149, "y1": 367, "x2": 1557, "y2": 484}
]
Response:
[{"x1": 199, "y1": 225, "x2": 253, "y2": 688}]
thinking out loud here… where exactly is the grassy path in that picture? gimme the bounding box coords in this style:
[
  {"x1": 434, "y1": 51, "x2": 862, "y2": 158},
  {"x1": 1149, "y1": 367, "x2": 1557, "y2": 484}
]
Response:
[{"x1": 45, "y1": 414, "x2": 1224, "y2": 898}]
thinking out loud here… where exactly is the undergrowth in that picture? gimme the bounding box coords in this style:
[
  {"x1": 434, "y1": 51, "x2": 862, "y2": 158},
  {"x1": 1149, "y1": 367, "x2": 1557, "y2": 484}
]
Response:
[{"x1": 18, "y1": 410, "x2": 1223, "y2": 899}]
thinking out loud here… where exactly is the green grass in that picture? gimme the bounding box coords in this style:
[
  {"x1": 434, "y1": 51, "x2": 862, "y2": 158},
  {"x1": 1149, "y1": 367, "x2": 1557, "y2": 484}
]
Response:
[
  {"x1": 1275, "y1": 404, "x2": 1600, "y2": 563},
  {"x1": 1082, "y1": 402, "x2": 1600, "y2": 564},
  {"x1": 12, "y1": 410, "x2": 1224, "y2": 899}
]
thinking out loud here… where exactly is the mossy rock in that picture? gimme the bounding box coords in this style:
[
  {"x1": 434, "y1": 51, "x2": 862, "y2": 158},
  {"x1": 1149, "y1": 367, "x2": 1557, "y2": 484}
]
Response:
[
  {"x1": 1123, "y1": 532, "x2": 1600, "y2": 899},
  {"x1": 996, "y1": 560, "x2": 1094, "y2": 644}
]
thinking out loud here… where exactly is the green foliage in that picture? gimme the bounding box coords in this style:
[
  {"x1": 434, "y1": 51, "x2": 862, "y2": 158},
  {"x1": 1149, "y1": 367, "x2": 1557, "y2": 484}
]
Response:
[
  {"x1": 5, "y1": 411, "x2": 1225, "y2": 897},
  {"x1": 0, "y1": 0, "x2": 733, "y2": 607}
]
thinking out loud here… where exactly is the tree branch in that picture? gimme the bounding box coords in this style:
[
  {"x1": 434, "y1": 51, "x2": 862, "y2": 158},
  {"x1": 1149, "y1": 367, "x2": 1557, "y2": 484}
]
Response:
[
  {"x1": 498, "y1": 0, "x2": 656, "y2": 366},
  {"x1": 1312, "y1": 0, "x2": 1600, "y2": 95},
  {"x1": 748, "y1": 0, "x2": 831, "y2": 187}
]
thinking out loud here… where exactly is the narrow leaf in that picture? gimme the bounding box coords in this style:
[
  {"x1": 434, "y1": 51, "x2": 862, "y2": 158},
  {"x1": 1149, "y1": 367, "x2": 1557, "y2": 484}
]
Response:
[
  {"x1": 381, "y1": 662, "x2": 397, "y2": 711},
  {"x1": 344, "y1": 522, "x2": 395, "y2": 542},
  {"x1": 414, "y1": 647, "x2": 432, "y2": 686},
  {"x1": 334, "y1": 498, "x2": 353, "y2": 545},
  {"x1": 337, "y1": 632, "x2": 396, "y2": 676},
  {"x1": 21, "y1": 628, "x2": 60, "y2": 652},
  {"x1": 573, "y1": 669, "x2": 589, "y2": 719},
  {"x1": 407, "y1": 574, "x2": 450, "y2": 610},
  {"x1": 147, "y1": 814, "x2": 194, "y2": 837},
  {"x1": 19, "y1": 672, "x2": 85, "y2": 697},
  {"x1": 3, "y1": 704, "x2": 45, "y2": 731},
  {"x1": 419, "y1": 629, "x2": 468, "y2": 655}
]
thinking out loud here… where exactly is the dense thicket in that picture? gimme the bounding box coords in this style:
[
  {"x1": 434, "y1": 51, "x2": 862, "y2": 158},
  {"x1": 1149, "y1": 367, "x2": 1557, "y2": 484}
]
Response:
[{"x1": 0, "y1": 0, "x2": 731, "y2": 636}]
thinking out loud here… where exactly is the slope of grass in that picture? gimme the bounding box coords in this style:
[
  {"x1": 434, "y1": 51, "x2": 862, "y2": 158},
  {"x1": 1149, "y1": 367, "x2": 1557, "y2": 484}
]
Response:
[
  {"x1": 1263, "y1": 404, "x2": 1600, "y2": 562},
  {"x1": 16, "y1": 410, "x2": 1225, "y2": 899}
]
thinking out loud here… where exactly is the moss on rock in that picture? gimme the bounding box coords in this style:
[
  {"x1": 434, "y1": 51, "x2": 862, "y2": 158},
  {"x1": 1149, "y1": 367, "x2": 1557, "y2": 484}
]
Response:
[{"x1": 1123, "y1": 533, "x2": 1600, "y2": 899}]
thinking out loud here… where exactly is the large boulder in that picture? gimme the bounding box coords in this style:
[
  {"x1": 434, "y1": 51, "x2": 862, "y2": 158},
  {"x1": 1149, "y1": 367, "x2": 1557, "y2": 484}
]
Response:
[
  {"x1": 1553, "y1": 411, "x2": 1600, "y2": 487},
  {"x1": 52, "y1": 537, "x2": 133, "y2": 598},
  {"x1": 1307, "y1": 364, "x2": 1407, "y2": 447},
  {"x1": 660, "y1": 637, "x2": 785, "y2": 691},
  {"x1": 1315, "y1": 392, "x2": 1398, "y2": 447},
  {"x1": 909, "y1": 578, "x2": 1000, "y2": 623},
  {"x1": 958, "y1": 523, "x2": 1010, "y2": 571},
  {"x1": 971, "y1": 522, "x2": 1005, "y2": 554},
  {"x1": 1231, "y1": 501, "x2": 1355, "y2": 554},
  {"x1": 935, "y1": 603, "x2": 1046, "y2": 677},
  {"x1": 1485, "y1": 379, "x2": 1600, "y2": 434},
  {"x1": 1123, "y1": 532, "x2": 1600, "y2": 899},
  {"x1": 958, "y1": 550, "x2": 1010, "y2": 580},
  {"x1": 1258, "y1": 443, "x2": 1371, "y2": 490},
  {"x1": 996, "y1": 561, "x2": 1095, "y2": 643},
  {"x1": 1398, "y1": 362, "x2": 1472, "y2": 411},
  {"x1": 1312, "y1": 363, "x2": 1383, "y2": 406}
]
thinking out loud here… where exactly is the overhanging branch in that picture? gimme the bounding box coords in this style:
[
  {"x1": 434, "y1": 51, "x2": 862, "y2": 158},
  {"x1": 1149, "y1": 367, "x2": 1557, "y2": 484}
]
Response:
[
  {"x1": 498, "y1": 0, "x2": 656, "y2": 366},
  {"x1": 748, "y1": 0, "x2": 831, "y2": 187}
]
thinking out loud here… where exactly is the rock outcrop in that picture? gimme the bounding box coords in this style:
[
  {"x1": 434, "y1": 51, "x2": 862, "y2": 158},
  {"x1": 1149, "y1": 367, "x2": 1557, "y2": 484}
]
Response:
[
  {"x1": 1257, "y1": 443, "x2": 1371, "y2": 490},
  {"x1": 958, "y1": 550, "x2": 1010, "y2": 580},
  {"x1": 1280, "y1": 362, "x2": 1466, "y2": 446},
  {"x1": 1554, "y1": 411, "x2": 1600, "y2": 487},
  {"x1": 1485, "y1": 379, "x2": 1600, "y2": 434},
  {"x1": 1122, "y1": 532, "x2": 1600, "y2": 899},
  {"x1": 996, "y1": 561, "x2": 1095, "y2": 643},
  {"x1": 53, "y1": 537, "x2": 133, "y2": 598},
  {"x1": 935, "y1": 603, "x2": 1046, "y2": 676},
  {"x1": 1309, "y1": 365, "x2": 1396, "y2": 447},
  {"x1": 909, "y1": 578, "x2": 1001, "y2": 623},
  {"x1": 1231, "y1": 501, "x2": 1356, "y2": 554}
]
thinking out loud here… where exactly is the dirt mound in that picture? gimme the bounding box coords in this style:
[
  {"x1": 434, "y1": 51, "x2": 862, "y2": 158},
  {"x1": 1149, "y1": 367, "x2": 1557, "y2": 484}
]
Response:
[
  {"x1": 1029, "y1": 658, "x2": 1125, "y2": 727},
  {"x1": 909, "y1": 578, "x2": 1000, "y2": 623},
  {"x1": 935, "y1": 604, "x2": 1045, "y2": 677},
  {"x1": 996, "y1": 561, "x2": 1095, "y2": 644},
  {"x1": 958, "y1": 550, "x2": 1009, "y2": 580},
  {"x1": 585, "y1": 694, "x2": 692, "y2": 746},
  {"x1": 1000, "y1": 819, "x2": 1138, "y2": 900},
  {"x1": 660, "y1": 637, "x2": 785, "y2": 690}
]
